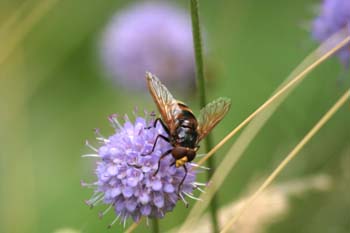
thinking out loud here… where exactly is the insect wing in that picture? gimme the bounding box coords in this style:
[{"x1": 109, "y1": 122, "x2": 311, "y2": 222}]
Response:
[
  {"x1": 146, "y1": 72, "x2": 180, "y2": 127},
  {"x1": 197, "y1": 97, "x2": 231, "y2": 141}
]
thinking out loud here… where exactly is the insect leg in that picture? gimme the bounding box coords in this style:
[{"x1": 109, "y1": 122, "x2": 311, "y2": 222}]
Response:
[
  {"x1": 127, "y1": 163, "x2": 142, "y2": 169},
  {"x1": 145, "y1": 118, "x2": 170, "y2": 135},
  {"x1": 144, "y1": 117, "x2": 161, "y2": 129},
  {"x1": 177, "y1": 165, "x2": 188, "y2": 196},
  {"x1": 157, "y1": 118, "x2": 171, "y2": 135},
  {"x1": 154, "y1": 149, "x2": 172, "y2": 176},
  {"x1": 142, "y1": 134, "x2": 170, "y2": 156}
]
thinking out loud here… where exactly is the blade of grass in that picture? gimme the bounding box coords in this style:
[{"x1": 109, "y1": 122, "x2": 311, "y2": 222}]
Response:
[
  {"x1": 180, "y1": 27, "x2": 350, "y2": 232},
  {"x1": 190, "y1": 0, "x2": 219, "y2": 232},
  {"x1": 220, "y1": 89, "x2": 350, "y2": 233},
  {"x1": 197, "y1": 28, "x2": 350, "y2": 166}
]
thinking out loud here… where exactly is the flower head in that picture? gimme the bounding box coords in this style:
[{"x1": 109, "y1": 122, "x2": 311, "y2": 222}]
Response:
[
  {"x1": 82, "y1": 112, "x2": 202, "y2": 226},
  {"x1": 312, "y1": 0, "x2": 350, "y2": 68},
  {"x1": 100, "y1": 2, "x2": 196, "y2": 90}
]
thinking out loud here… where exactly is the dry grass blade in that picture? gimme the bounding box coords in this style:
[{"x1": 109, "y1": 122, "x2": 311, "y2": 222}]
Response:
[
  {"x1": 124, "y1": 219, "x2": 142, "y2": 233},
  {"x1": 180, "y1": 27, "x2": 350, "y2": 232},
  {"x1": 0, "y1": 0, "x2": 33, "y2": 37},
  {"x1": 170, "y1": 174, "x2": 331, "y2": 233},
  {"x1": 220, "y1": 89, "x2": 350, "y2": 233},
  {"x1": 0, "y1": 0, "x2": 59, "y2": 66},
  {"x1": 197, "y1": 27, "x2": 350, "y2": 167}
]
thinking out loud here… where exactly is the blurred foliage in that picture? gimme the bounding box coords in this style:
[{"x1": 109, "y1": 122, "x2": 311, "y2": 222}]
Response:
[{"x1": 0, "y1": 0, "x2": 349, "y2": 233}]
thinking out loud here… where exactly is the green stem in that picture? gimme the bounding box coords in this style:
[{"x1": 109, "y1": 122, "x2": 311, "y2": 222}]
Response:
[
  {"x1": 190, "y1": 0, "x2": 206, "y2": 108},
  {"x1": 190, "y1": 1, "x2": 219, "y2": 233},
  {"x1": 152, "y1": 218, "x2": 159, "y2": 233}
]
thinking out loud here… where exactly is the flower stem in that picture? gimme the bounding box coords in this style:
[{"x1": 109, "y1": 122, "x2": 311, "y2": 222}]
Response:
[
  {"x1": 152, "y1": 219, "x2": 159, "y2": 233},
  {"x1": 190, "y1": 1, "x2": 219, "y2": 233},
  {"x1": 190, "y1": 0, "x2": 206, "y2": 108}
]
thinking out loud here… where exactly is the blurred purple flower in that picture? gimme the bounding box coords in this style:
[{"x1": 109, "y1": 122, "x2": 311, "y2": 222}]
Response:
[
  {"x1": 82, "y1": 112, "x2": 202, "y2": 226},
  {"x1": 100, "y1": 2, "x2": 196, "y2": 90},
  {"x1": 312, "y1": 0, "x2": 350, "y2": 68}
]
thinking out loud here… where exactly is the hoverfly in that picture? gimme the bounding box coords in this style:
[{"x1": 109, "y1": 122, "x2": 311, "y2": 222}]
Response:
[{"x1": 144, "y1": 72, "x2": 231, "y2": 193}]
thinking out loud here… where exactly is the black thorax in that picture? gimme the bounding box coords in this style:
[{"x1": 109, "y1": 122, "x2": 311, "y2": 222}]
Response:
[{"x1": 173, "y1": 110, "x2": 198, "y2": 148}]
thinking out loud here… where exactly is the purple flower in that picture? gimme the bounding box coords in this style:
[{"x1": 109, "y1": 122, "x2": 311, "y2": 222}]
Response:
[
  {"x1": 100, "y1": 2, "x2": 196, "y2": 90},
  {"x1": 312, "y1": 0, "x2": 350, "y2": 68},
  {"x1": 82, "y1": 112, "x2": 203, "y2": 227}
]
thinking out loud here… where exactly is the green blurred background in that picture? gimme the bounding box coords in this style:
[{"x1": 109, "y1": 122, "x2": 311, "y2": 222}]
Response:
[{"x1": 1, "y1": 0, "x2": 349, "y2": 233}]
